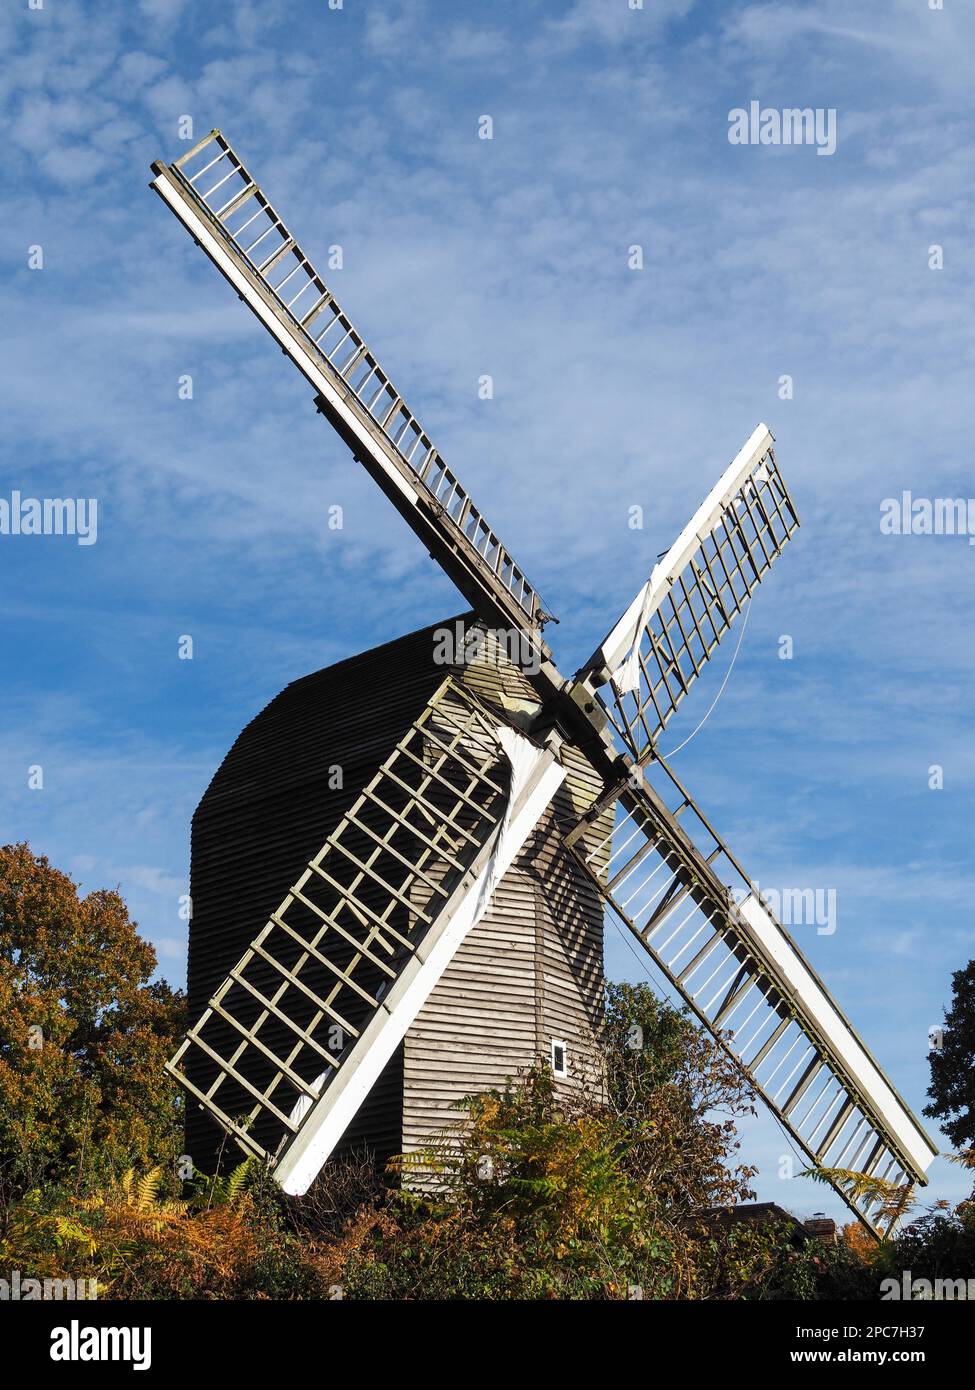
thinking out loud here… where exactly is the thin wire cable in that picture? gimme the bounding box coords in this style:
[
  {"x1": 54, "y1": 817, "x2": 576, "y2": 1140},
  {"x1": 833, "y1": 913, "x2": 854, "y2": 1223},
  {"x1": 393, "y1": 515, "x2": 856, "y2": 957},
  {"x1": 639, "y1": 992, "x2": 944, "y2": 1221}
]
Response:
[{"x1": 659, "y1": 593, "x2": 752, "y2": 757}]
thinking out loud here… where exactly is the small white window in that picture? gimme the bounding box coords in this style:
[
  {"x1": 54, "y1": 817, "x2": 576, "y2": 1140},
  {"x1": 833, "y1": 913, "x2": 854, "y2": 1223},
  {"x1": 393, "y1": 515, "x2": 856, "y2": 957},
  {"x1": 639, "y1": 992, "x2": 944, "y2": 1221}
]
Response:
[{"x1": 550, "y1": 1039, "x2": 568, "y2": 1078}]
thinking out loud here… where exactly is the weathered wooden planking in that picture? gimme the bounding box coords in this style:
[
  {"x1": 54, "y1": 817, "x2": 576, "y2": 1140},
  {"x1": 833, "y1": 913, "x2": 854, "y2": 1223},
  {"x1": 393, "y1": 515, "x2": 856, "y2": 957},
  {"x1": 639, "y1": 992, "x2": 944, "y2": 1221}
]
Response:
[
  {"x1": 185, "y1": 613, "x2": 612, "y2": 1177},
  {"x1": 399, "y1": 622, "x2": 610, "y2": 1159}
]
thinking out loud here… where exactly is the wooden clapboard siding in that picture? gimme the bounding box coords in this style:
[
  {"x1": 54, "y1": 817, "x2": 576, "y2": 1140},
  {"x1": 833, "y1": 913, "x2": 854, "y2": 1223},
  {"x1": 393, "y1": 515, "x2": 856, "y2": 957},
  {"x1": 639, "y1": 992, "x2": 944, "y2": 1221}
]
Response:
[
  {"x1": 184, "y1": 612, "x2": 611, "y2": 1176},
  {"x1": 399, "y1": 623, "x2": 610, "y2": 1159},
  {"x1": 402, "y1": 870, "x2": 540, "y2": 1154},
  {"x1": 185, "y1": 620, "x2": 453, "y2": 1171}
]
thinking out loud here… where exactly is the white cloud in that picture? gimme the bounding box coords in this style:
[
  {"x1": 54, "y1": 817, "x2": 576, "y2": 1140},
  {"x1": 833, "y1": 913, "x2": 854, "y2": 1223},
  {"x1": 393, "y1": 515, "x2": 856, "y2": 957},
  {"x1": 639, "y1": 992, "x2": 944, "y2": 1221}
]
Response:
[{"x1": 540, "y1": 0, "x2": 695, "y2": 51}]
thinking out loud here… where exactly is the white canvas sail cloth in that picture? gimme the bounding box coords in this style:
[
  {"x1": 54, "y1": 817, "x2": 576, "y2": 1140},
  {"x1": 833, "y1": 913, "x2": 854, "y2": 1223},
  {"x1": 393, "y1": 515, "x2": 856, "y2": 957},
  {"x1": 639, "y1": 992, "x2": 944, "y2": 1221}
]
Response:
[
  {"x1": 594, "y1": 425, "x2": 779, "y2": 699},
  {"x1": 610, "y1": 569, "x2": 660, "y2": 694},
  {"x1": 609, "y1": 461, "x2": 771, "y2": 696},
  {"x1": 279, "y1": 725, "x2": 565, "y2": 1193}
]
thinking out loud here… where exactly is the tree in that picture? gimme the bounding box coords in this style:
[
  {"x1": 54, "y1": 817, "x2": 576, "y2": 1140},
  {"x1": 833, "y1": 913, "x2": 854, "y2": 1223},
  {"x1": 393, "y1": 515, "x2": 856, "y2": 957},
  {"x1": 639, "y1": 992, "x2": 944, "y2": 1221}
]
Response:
[
  {"x1": 924, "y1": 960, "x2": 975, "y2": 1151},
  {"x1": 331, "y1": 983, "x2": 763, "y2": 1299},
  {"x1": 0, "y1": 843, "x2": 185, "y2": 1197},
  {"x1": 602, "y1": 981, "x2": 758, "y2": 1218}
]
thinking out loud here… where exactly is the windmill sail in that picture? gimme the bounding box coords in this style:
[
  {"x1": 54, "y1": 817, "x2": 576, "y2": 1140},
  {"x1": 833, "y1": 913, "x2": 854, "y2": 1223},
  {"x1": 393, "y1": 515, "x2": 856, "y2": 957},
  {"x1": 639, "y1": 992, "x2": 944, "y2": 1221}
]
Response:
[
  {"x1": 564, "y1": 755, "x2": 937, "y2": 1236},
  {"x1": 167, "y1": 680, "x2": 565, "y2": 1194},
  {"x1": 150, "y1": 131, "x2": 549, "y2": 646},
  {"x1": 575, "y1": 425, "x2": 799, "y2": 763}
]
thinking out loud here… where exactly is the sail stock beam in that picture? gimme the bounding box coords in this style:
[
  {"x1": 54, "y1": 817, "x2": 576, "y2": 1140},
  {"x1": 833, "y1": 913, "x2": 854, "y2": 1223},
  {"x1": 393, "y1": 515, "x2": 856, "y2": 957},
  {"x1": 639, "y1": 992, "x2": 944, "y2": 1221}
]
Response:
[
  {"x1": 150, "y1": 130, "x2": 550, "y2": 650},
  {"x1": 562, "y1": 754, "x2": 938, "y2": 1237}
]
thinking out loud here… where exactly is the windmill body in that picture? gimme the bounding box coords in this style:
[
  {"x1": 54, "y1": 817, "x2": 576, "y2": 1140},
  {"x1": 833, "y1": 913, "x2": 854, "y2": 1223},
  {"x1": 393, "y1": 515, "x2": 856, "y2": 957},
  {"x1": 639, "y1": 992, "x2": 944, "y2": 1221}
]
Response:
[
  {"x1": 153, "y1": 130, "x2": 937, "y2": 1233},
  {"x1": 186, "y1": 620, "x2": 608, "y2": 1177}
]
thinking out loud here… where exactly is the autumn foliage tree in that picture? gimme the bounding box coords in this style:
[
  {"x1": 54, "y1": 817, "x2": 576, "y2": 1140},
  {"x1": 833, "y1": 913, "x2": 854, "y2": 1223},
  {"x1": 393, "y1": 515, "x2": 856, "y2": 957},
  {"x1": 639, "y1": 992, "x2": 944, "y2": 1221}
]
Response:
[
  {"x1": 3, "y1": 843, "x2": 971, "y2": 1301},
  {"x1": 0, "y1": 843, "x2": 185, "y2": 1198},
  {"x1": 602, "y1": 981, "x2": 758, "y2": 1217},
  {"x1": 329, "y1": 983, "x2": 763, "y2": 1299}
]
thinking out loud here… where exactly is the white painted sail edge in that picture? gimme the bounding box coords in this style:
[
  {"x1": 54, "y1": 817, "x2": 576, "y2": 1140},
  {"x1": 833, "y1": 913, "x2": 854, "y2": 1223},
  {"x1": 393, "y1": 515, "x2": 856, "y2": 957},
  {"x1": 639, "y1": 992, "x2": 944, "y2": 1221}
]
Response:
[
  {"x1": 599, "y1": 423, "x2": 774, "y2": 686},
  {"x1": 737, "y1": 894, "x2": 937, "y2": 1176},
  {"x1": 610, "y1": 578, "x2": 654, "y2": 694},
  {"x1": 151, "y1": 169, "x2": 419, "y2": 510},
  {"x1": 274, "y1": 729, "x2": 566, "y2": 1195}
]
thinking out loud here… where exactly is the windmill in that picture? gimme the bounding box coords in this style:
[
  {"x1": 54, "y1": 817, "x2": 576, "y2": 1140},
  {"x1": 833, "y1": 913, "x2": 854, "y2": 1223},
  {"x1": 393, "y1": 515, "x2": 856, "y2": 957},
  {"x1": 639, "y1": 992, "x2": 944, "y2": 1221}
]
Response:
[{"x1": 152, "y1": 130, "x2": 937, "y2": 1235}]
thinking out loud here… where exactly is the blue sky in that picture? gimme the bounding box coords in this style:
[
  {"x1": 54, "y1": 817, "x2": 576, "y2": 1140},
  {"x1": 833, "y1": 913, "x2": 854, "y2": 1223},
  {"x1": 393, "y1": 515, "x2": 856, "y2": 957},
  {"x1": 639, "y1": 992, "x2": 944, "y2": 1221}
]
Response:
[{"x1": 3, "y1": 0, "x2": 973, "y2": 1224}]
